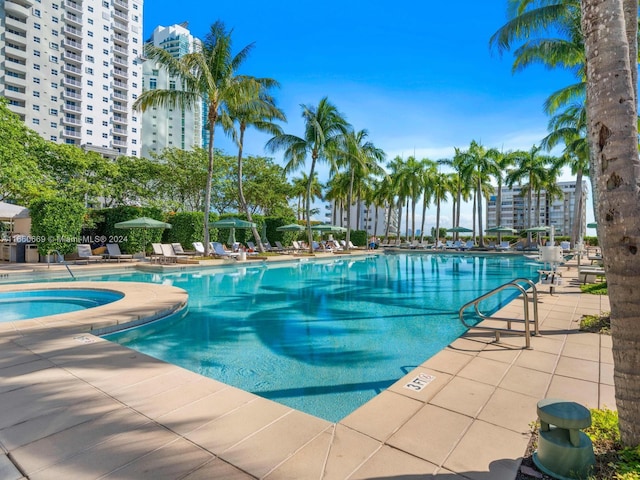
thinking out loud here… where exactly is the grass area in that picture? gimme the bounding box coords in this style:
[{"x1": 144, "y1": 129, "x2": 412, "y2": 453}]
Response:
[
  {"x1": 581, "y1": 281, "x2": 608, "y2": 295},
  {"x1": 580, "y1": 312, "x2": 611, "y2": 335},
  {"x1": 520, "y1": 409, "x2": 640, "y2": 479}
]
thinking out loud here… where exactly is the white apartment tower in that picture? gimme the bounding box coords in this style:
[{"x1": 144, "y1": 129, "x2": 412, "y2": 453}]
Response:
[
  {"x1": 327, "y1": 200, "x2": 395, "y2": 237},
  {"x1": 0, "y1": 0, "x2": 143, "y2": 157},
  {"x1": 140, "y1": 23, "x2": 202, "y2": 158}
]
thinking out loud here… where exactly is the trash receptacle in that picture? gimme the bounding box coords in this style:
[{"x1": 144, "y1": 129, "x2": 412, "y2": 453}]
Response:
[{"x1": 25, "y1": 244, "x2": 39, "y2": 263}]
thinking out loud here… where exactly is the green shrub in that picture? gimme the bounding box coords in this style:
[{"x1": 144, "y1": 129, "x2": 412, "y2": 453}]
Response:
[
  {"x1": 165, "y1": 211, "x2": 217, "y2": 249},
  {"x1": 29, "y1": 197, "x2": 86, "y2": 256},
  {"x1": 90, "y1": 206, "x2": 165, "y2": 254},
  {"x1": 350, "y1": 230, "x2": 368, "y2": 247}
]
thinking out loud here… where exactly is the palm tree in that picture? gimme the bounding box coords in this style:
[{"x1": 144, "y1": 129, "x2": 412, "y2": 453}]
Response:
[
  {"x1": 386, "y1": 156, "x2": 407, "y2": 245},
  {"x1": 335, "y1": 129, "x2": 385, "y2": 250},
  {"x1": 224, "y1": 78, "x2": 285, "y2": 252},
  {"x1": 492, "y1": 149, "x2": 515, "y2": 230},
  {"x1": 418, "y1": 159, "x2": 438, "y2": 244},
  {"x1": 266, "y1": 97, "x2": 349, "y2": 253},
  {"x1": 324, "y1": 172, "x2": 350, "y2": 226},
  {"x1": 431, "y1": 171, "x2": 452, "y2": 246},
  {"x1": 460, "y1": 141, "x2": 501, "y2": 247},
  {"x1": 582, "y1": 0, "x2": 640, "y2": 446},
  {"x1": 134, "y1": 21, "x2": 254, "y2": 255},
  {"x1": 439, "y1": 148, "x2": 474, "y2": 240}
]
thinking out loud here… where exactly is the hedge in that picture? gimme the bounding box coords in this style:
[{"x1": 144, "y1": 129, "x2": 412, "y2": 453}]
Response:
[{"x1": 30, "y1": 197, "x2": 86, "y2": 256}]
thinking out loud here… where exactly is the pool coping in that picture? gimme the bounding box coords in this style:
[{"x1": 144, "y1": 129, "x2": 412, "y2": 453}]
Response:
[{"x1": 0, "y1": 256, "x2": 613, "y2": 479}]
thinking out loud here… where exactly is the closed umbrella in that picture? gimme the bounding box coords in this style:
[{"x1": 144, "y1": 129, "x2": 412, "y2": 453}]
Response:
[
  {"x1": 114, "y1": 217, "x2": 171, "y2": 256},
  {"x1": 211, "y1": 217, "x2": 257, "y2": 246}
]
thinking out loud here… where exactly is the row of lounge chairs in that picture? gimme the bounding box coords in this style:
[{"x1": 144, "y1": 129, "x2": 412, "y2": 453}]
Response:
[{"x1": 76, "y1": 243, "x2": 134, "y2": 263}]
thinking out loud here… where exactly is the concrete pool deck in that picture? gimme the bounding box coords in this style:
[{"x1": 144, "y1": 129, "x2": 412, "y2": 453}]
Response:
[{"x1": 0, "y1": 254, "x2": 612, "y2": 479}]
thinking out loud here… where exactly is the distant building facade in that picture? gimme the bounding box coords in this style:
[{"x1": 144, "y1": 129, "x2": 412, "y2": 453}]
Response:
[
  {"x1": 486, "y1": 180, "x2": 589, "y2": 236},
  {"x1": 327, "y1": 200, "x2": 396, "y2": 237},
  {"x1": 0, "y1": 0, "x2": 143, "y2": 157},
  {"x1": 140, "y1": 23, "x2": 203, "y2": 158}
]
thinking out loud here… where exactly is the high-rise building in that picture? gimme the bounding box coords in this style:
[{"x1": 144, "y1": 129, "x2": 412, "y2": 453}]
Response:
[
  {"x1": 486, "y1": 180, "x2": 589, "y2": 236},
  {"x1": 327, "y1": 200, "x2": 396, "y2": 237},
  {"x1": 140, "y1": 23, "x2": 202, "y2": 158},
  {"x1": 0, "y1": 0, "x2": 143, "y2": 157}
]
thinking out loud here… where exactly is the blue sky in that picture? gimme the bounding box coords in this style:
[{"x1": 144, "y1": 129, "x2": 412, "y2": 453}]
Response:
[{"x1": 143, "y1": 1, "x2": 595, "y2": 231}]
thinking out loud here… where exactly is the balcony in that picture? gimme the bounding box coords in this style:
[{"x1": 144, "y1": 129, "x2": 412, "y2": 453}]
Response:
[
  {"x1": 62, "y1": 50, "x2": 81, "y2": 64},
  {"x1": 113, "y1": 9, "x2": 127, "y2": 20},
  {"x1": 63, "y1": 12, "x2": 82, "y2": 28},
  {"x1": 113, "y1": 56, "x2": 127, "y2": 67},
  {"x1": 62, "y1": 38, "x2": 82, "y2": 52},
  {"x1": 62, "y1": 63, "x2": 81, "y2": 74},
  {"x1": 64, "y1": 25, "x2": 82, "y2": 39},
  {"x1": 112, "y1": 115, "x2": 127, "y2": 125},
  {"x1": 4, "y1": 88, "x2": 26, "y2": 103},
  {"x1": 112, "y1": 127, "x2": 128, "y2": 136},
  {"x1": 113, "y1": 21, "x2": 128, "y2": 33},
  {"x1": 5, "y1": 44, "x2": 27, "y2": 60},
  {"x1": 112, "y1": 91, "x2": 127, "y2": 100},
  {"x1": 62, "y1": 76, "x2": 82, "y2": 87},
  {"x1": 113, "y1": 45, "x2": 128, "y2": 55},
  {"x1": 112, "y1": 68, "x2": 128, "y2": 80},
  {"x1": 4, "y1": 0, "x2": 30, "y2": 18},
  {"x1": 112, "y1": 103, "x2": 127, "y2": 113},
  {"x1": 62, "y1": 115, "x2": 81, "y2": 126},
  {"x1": 62, "y1": 101, "x2": 81, "y2": 112},
  {"x1": 62, "y1": 89, "x2": 81, "y2": 100},
  {"x1": 112, "y1": 139, "x2": 127, "y2": 147},
  {"x1": 64, "y1": 0, "x2": 82, "y2": 14},
  {"x1": 113, "y1": 80, "x2": 128, "y2": 89},
  {"x1": 114, "y1": 0, "x2": 129, "y2": 10},
  {"x1": 62, "y1": 128, "x2": 81, "y2": 139}
]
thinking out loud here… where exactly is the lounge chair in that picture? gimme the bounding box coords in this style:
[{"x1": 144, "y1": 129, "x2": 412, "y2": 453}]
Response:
[
  {"x1": 291, "y1": 240, "x2": 303, "y2": 252},
  {"x1": 560, "y1": 241, "x2": 571, "y2": 253},
  {"x1": 274, "y1": 241, "x2": 288, "y2": 252},
  {"x1": 578, "y1": 266, "x2": 606, "y2": 284},
  {"x1": 496, "y1": 241, "x2": 511, "y2": 251},
  {"x1": 160, "y1": 243, "x2": 189, "y2": 263},
  {"x1": 76, "y1": 244, "x2": 103, "y2": 263},
  {"x1": 460, "y1": 240, "x2": 474, "y2": 251},
  {"x1": 104, "y1": 243, "x2": 134, "y2": 262},
  {"x1": 211, "y1": 242, "x2": 239, "y2": 259},
  {"x1": 192, "y1": 242, "x2": 207, "y2": 256},
  {"x1": 171, "y1": 243, "x2": 195, "y2": 256},
  {"x1": 151, "y1": 243, "x2": 165, "y2": 263}
]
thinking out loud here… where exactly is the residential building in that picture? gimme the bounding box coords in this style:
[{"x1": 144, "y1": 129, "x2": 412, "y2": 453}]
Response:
[
  {"x1": 327, "y1": 200, "x2": 396, "y2": 237},
  {"x1": 140, "y1": 23, "x2": 203, "y2": 158},
  {"x1": 486, "y1": 180, "x2": 589, "y2": 236},
  {"x1": 0, "y1": 0, "x2": 143, "y2": 157}
]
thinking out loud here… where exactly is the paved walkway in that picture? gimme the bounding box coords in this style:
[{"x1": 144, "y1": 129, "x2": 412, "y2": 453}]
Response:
[{"x1": 0, "y1": 256, "x2": 612, "y2": 479}]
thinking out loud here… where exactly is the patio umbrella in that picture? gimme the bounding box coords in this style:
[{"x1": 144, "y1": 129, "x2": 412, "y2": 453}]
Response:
[
  {"x1": 485, "y1": 226, "x2": 517, "y2": 243},
  {"x1": 211, "y1": 217, "x2": 257, "y2": 245},
  {"x1": 276, "y1": 224, "x2": 306, "y2": 232},
  {"x1": 587, "y1": 222, "x2": 598, "y2": 229},
  {"x1": 310, "y1": 224, "x2": 347, "y2": 233},
  {"x1": 114, "y1": 217, "x2": 171, "y2": 255}
]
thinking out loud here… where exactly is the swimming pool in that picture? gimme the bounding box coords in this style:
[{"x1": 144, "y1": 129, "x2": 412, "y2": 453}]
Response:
[
  {"x1": 92, "y1": 253, "x2": 539, "y2": 422},
  {"x1": 0, "y1": 288, "x2": 124, "y2": 322}
]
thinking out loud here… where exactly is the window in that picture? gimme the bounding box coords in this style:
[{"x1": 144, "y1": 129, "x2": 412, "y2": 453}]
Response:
[
  {"x1": 88, "y1": 6, "x2": 94, "y2": 12},
  {"x1": 132, "y1": 151, "x2": 137, "y2": 156},
  {"x1": 51, "y1": 16, "x2": 58, "y2": 23},
  {"x1": 103, "y1": 25, "x2": 109, "y2": 31},
  {"x1": 88, "y1": 18, "x2": 93, "y2": 24},
  {"x1": 103, "y1": 61, "x2": 108, "y2": 67},
  {"x1": 85, "y1": 67, "x2": 93, "y2": 74},
  {"x1": 132, "y1": 93, "x2": 137, "y2": 99},
  {"x1": 87, "y1": 80, "x2": 93, "y2": 86},
  {"x1": 50, "y1": 95, "x2": 57, "y2": 102},
  {"x1": 87, "y1": 31, "x2": 94, "y2": 37},
  {"x1": 52, "y1": 3, "x2": 58, "y2": 8},
  {"x1": 103, "y1": 48, "x2": 109, "y2": 55},
  {"x1": 87, "y1": 130, "x2": 92, "y2": 135},
  {"x1": 132, "y1": 139, "x2": 137, "y2": 144},
  {"x1": 86, "y1": 117, "x2": 93, "y2": 124},
  {"x1": 133, "y1": 48, "x2": 138, "y2": 54},
  {"x1": 102, "y1": 85, "x2": 108, "y2": 91},
  {"x1": 102, "y1": 108, "x2": 108, "y2": 114},
  {"x1": 169, "y1": 80, "x2": 176, "y2": 90},
  {"x1": 33, "y1": 64, "x2": 41, "y2": 70},
  {"x1": 51, "y1": 69, "x2": 58, "y2": 75},
  {"x1": 87, "y1": 43, "x2": 93, "y2": 49},
  {"x1": 33, "y1": 91, "x2": 40, "y2": 97},
  {"x1": 132, "y1": 116, "x2": 137, "y2": 122},
  {"x1": 49, "y1": 42, "x2": 58, "y2": 50},
  {"x1": 102, "y1": 133, "x2": 108, "y2": 138},
  {"x1": 49, "y1": 55, "x2": 58, "y2": 63},
  {"x1": 34, "y1": 23, "x2": 41, "y2": 29},
  {"x1": 102, "y1": 121, "x2": 108, "y2": 126},
  {"x1": 33, "y1": 8, "x2": 41, "y2": 17},
  {"x1": 132, "y1": 82, "x2": 137, "y2": 88},
  {"x1": 33, "y1": 119, "x2": 40, "y2": 124},
  {"x1": 50, "y1": 136, "x2": 57, "y2": 142},
  {"x1": 102, "y1": 97, "x2": 108, "y2": 102},
  {"x1": 132, "y1": 71, "x2": 137, "y2": 77},
  {"x1": 49, "y1": 108, "x2": 58, "y2": 115},
  {"x1": 103, "y1": 37, "x2": 108, "y2": 43},
  {"x1": 52, "y1": 30, "x2": 58, "y2": 36},
  {"x1": 133, "y1": 37, "x2": 138, "y2": 44},
  {"x1": 50, "y1": 122, "x2": 57, "y2": 128},
  {"x1": 149, "y1": 78, "x2": 157, "y2": 89},
  {"x1": 34, "y1": 50, "x2": 41, "y2": 56},
  {"x1": 86, "y1": 55, "x2": 94, "y2": 62},
  {"x1": 132, "y1": 127, "x2": 137, "y2": 133},
  {"x1": 33, "y1": 36, "x2": 41, "y2": 43},
  {"x1": 87, "y1": 92, "x2": 93, "y2": 98},
  {"x1": 33, "y1": 105, "x2": 40, "y2": 111},
  {"x1": 87, "y1": 105, "x2": 93, "y2": 110},
  {"x1": 51, "y1": 82, "x2": 57, "y2": 88},
  {"x1": 102, "y1": 0, "x2": 108, "y2": 6}
]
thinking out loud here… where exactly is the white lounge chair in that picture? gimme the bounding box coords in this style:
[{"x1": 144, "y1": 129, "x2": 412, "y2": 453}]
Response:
[
  {"x1": 192, "y1": 242, "x2": 206, "y2": 256},
  {"x1": 172, "y1": 243, "x2": 195, "y2": 256},
  {"x1": 211, "y1": 242, "x2": 239, "y2": 258},
  {"x1": 104, "y1": 243, "x2": 134, "y2": 262},
  {"x1": 496, "y1": 241, "x2": 511, "y2": 251},
  {"x1": 76, "y1": 244, "x2": 103, "y2": 263}
]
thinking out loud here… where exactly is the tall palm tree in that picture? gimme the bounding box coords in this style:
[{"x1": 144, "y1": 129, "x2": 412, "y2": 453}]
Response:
[
  {"x1": 418, "y1": 159, "x2": 438, "y2": 244},
  {"x1": 439, "y1": 148, "x2": 474, "y2": 239},
  {"x1": 582, "y1": 0, "x2": 640, "y2": 445},
  {"x1": 324, "y1": 172, "x2": 350, "y2": 226},
  {"x1": 386, "y1": 156, "x2": 408, "y2": 244},
  {"x1": 336, "y1": 129, "x2": 385, "y2": 250},
  {"x1": 266, "y1": 97, "x2": 349, "y2": 253},
  {"x1": 134, "y1": 21, "x2": 254, "y2": 255},
  {"x1": 224, "y1": 78, "x2": 285, "y2": 252},
  {"x1": 460, "y1": 141, "x2": 501, "y2": 247},
  {"x1": 431, "y1": 171, "x2": 452, "y2": 245}
]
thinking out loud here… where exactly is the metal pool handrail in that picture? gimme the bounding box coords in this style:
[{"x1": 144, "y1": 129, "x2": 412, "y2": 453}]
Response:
[
  {"x1": 47, "y1": 249, "x2": 76, "y2": 279},
  {"x1": 458, "y1": 278, "x2": 539, "y2": 349}
]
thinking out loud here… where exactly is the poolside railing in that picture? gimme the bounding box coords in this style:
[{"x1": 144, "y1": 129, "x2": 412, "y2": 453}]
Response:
[{"x1": 458, "y1": 278, "x2": 539, "y2": 349}]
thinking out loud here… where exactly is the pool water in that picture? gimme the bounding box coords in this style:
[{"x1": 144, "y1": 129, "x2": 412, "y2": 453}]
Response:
[
  {"x1": 1, "y1": 289, "x2": 124, "y2": 322},
  {"x1": 96, "y1": 253, "x2": 540, "y2": 422}
]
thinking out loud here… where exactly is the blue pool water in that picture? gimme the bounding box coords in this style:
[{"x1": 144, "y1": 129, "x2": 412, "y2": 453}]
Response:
[
  {"x1": 92, "y1": 253, "x2": 541, "y2": 422},
  {"x1": 1, "y1": 289, "x2": 124, "y2": 322}
]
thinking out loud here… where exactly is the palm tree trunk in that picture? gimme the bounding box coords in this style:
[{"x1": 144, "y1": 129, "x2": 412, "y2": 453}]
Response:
[
  {"x1": 396, "y1": 199, "x2": 403, "y2": 245},
  {"x1": 346, "y1": 169, "x2": 354, "y2": 250},
  {"x1": 420, "y1": 196, "x2": 428, "y2": 244},
  {"x1": 571, "y1": 169, "x2": 584, "y2": 247},
  {"x1": 236, "y1": 125, "x2": 264, "y2": 253},
  {"x1": 203, "y1": 117, "x2": 216, "y2": 256},
  {"x1": 306, "y1": 156, "x2": 317, "y2": 253},
  {"x1": 477, "y1": 177, "x2": 484, "y2": 247},
  {"x1": 582, "y1": 0, "x2": 640, "y2": 446}
]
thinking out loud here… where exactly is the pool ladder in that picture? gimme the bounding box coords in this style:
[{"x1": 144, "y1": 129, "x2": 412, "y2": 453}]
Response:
[
  {"x1": 47, "y1": 250, "x2": 76, "y2": 279},
  {"x1": 458, "y1": 278, "x2": 539, "y2": 349}
]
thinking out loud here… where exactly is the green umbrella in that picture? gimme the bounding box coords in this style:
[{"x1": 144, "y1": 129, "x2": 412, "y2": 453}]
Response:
[
  {"x1": 211, "y1": 218, "x2": 256, "y2": 246},
  {"x1": 446, "y1": 226, "x2": 473, "y2": 233},
  {"x1": 114, "y1": 217, "x2": 172, "y2": 256},
  {"x1": 276, "y1": 224, "x2": 306, "y2": 232},
  {"x1": 587, "y1": 222, "x2": 598, "y2": 229},
  {"x1": 524, "y1": 226, "x2": 550, "y2": 233},
  {"x1": 310, "y1": 224, "x2": 347, "y2": 233},
  {"x1": 485, "y1": 226, "x2": 517, "y2": 233}
]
